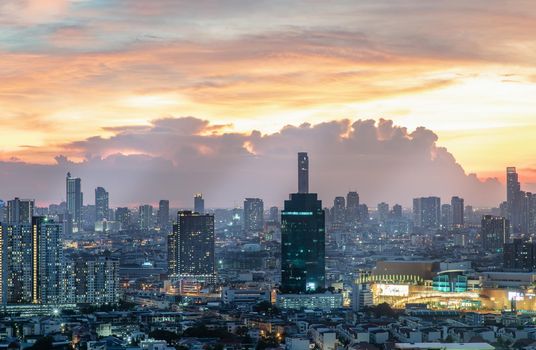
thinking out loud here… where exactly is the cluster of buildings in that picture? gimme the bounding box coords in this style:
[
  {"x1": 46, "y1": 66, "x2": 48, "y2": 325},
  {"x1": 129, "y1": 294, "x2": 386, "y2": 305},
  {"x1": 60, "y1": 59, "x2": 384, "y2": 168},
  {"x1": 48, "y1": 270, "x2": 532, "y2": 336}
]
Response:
[{"x1": 3, "y1": 153, "x2": 536, "y2": 349}]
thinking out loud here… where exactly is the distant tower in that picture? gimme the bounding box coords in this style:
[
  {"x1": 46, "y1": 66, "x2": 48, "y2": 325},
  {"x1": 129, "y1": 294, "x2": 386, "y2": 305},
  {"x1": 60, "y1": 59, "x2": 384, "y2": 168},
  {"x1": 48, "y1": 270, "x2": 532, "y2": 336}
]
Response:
[
  {"x1": 451, "y1": 196, "x2": 464, "y2": 228},
  {"x1": 281, "y1": 153, "x2": 325, "y2": 293},
  {"x1": 481, "y1": 215, "x2": 509, "y2": 252},
  {"x1": 298, "y1": 152, "x2": 309, "y2": 194},
  {"x1": 244, "y1": 198, "x2": 264, "y2": 233},
  {"x1": 194, "y1": 194, "x2": 205, "y2": 214},
  {"x1": 95, "y1": 187, "x2": 109, "y2": 221},
  {"x1": 138, "y1": 204, "x2": 153, "y2": 231},
  {"x1": 6, "y1": 197, "x2": 34, "y2": 225},
  {"x1": 158, "y1": 200, "x2": 170, "y2": 230},
  {"x1": 168, "y1": 211, "x2": 215, "y2": 283},
  {"x1": 66, "y1": 172, "x2": 83, "y2": 232}
]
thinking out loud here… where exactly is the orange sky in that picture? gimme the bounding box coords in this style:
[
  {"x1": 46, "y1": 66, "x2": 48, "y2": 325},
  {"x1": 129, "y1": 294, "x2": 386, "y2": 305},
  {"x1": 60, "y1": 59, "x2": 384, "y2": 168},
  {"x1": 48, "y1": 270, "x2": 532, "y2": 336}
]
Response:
[{"x1": 1, "y1": 0, "x2": 535, "y2": 185}]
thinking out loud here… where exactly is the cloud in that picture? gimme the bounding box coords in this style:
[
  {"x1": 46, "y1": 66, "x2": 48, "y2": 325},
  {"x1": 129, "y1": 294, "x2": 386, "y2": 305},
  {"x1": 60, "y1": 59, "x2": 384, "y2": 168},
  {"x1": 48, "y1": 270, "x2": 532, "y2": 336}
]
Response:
[
  {"x1": 0, "y1": 117, "x2": 503, "y2": 208},
  {"x1": 0, "y1": 0, "x2": 70, "y2": 24}
]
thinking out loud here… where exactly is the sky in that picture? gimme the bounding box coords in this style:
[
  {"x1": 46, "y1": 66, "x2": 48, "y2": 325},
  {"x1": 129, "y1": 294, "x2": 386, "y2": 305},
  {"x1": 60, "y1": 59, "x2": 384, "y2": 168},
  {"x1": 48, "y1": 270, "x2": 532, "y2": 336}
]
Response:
[{"x1": 0, "y1": 0, "x2": 535, "y2": 207}]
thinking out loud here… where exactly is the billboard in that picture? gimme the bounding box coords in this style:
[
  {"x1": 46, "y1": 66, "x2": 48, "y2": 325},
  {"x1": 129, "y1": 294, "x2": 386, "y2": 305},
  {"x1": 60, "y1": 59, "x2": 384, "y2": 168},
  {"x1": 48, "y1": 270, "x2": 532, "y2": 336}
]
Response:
[{"x1": 377, "y1": 284, "x2": 409, "y2": 297}]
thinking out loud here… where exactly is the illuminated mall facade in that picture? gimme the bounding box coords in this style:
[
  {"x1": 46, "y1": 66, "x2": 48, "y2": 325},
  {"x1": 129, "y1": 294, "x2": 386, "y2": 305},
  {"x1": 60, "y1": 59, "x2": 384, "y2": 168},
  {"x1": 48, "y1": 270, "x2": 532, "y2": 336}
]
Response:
[{"x1": 356, "y1": 260, "x2": 536, "y2": 312}]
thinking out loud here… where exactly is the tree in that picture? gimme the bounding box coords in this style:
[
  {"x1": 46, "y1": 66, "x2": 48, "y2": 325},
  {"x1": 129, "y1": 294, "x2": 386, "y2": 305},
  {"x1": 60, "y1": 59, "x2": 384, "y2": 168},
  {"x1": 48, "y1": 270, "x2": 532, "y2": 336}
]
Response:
[
  {"x1": 148, "y1": 330, "x2": 180, "y2": 344},
  {"x1": 253, "y1": 301, "x2": 280, "y2": 316},
  {"x1": 28, "y1": 337, "x2": 54, "y2": 350}
]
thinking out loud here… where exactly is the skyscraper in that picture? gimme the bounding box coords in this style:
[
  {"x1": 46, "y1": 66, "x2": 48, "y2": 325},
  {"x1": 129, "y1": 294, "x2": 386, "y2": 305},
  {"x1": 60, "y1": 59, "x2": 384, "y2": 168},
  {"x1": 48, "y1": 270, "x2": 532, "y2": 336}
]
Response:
[
  {"x1": 1, "y1": 217, "x2": 64, "y2": 305},
  {"x1": 377, "y1": 202, "x2": 389, "y2": 223},
  {"x1": 115, "y1": 207, "x2": 131, "y2": 230},
  {"x1": 391, "y1": 204, "x2": 403, "y2": 218},
  {"x1": 503, "y1": 238, "x2": 536, "y2": 271},
  {"x1": 158, "y1": 200, "x2": 170, "y2": 230},
  {"x1": 138, "y1": 204, "x2": 153, "y2": 231},
  {"x1": 481, "y1": 215, "x2": 509, "y2": 252},
  {"x1": 6, "y1": 197, "x2": 34, "y2": 225},
  {"x1": 413, "y1": 197, "x2": 441, "y2": 229},
  {"x1": 281, "y1": 153, "x2": 325, "y2": 293},
  {"x1": 194, "y1": 193, "x2": 205, "y2": 214},
  {"x1": 346, "y1": 191, "x2": 360, "y2": 224},
  {"x1": 2, "y1": 223, "x2": 33, "y2": 304},
  {"x1": 244, "y1": 198, "x2": 264, "y2": 233},
  {"x1": 95, "y1": 187, "x2": 109, "y2": 221},
  {"x1": 66, "y1": 172, "x2": 83, "y2": 231},
  {"x1": 34, "y1": 216, "x2": 64, "y2": 305},
  {"x1": 332, "y1": 196, "x2": 346, "y2": 227},
  {"x1": 269, "y1": 206, "x2": 279, "y2": 222},
  {"x1": 441, "y1": 204, "x2": 452, "y2": 229},
  {"x1": 298, "y1": 152, "x2": 309, "y2": 194},
  {"x1": 451, "y1": 196, "x2": 464, "y2": 228},
  {"x1": 507, "y1": 167, "x2": 523, "y2": 232},
  {"x1": 168, "y1": 211, "x2": 215, "y2": 282}
]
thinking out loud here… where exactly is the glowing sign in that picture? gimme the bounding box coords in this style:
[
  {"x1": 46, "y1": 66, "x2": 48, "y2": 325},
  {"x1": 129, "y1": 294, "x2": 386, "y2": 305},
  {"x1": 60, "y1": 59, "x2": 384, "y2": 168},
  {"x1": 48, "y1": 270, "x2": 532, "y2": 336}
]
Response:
[
  {"x1": 508, "y1": 291, "x2": 524, "y2": 301},
  {"x1": 377, "y1": 284, "x2": 409, "y2": 297}
]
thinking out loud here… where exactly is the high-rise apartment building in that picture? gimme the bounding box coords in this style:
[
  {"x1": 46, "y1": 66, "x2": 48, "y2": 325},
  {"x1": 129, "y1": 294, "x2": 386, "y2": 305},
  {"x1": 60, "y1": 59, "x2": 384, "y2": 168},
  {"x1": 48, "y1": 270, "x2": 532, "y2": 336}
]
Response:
[
  {"x1": 503, "y1": 239, "x2": 536, "y2": 271},
  {"x1": 115, "y1": 207, "x2": 131, "y2": 230},
  {"x1": 451, "y1": 196, "x2": 464, "y2": 228},
  {"x1": 391, "y1": 204, "x2": 403, "y2": 218},
  {"x1": 441, "y1": 204, "x2": 452, "y2": 229},
  {"x1": 413, "y1": 197, "x2": 441, "y2": 229},
  {"x1": 244, "y1": 198, "x2": 264, "y2": 233},
  {"x1": 377, "y1": 202, "x2": 389, "y2": 223},
  {"x1": 346, "y1": 191, "x2": 360, "y2": 224},
  {"x1": 66, "y1": 172, "x2": 83, "y2": 232},
  {"x1": 1, "y1": 217, "x2": 64, "y2": 305},
  {"x1": 95, "y1": 187, "x2": 109, "y2": 221},
  {"x1": 168, "y1": 211, "x2": 215, "y2": 282},
  {"x1": 332, "y1": 196, "x2": 346, "y2": 227},
  {"x1": 138, "y1": 204, "x2": 153, "y2": 231},
  {"x1": 481, "y1": 215, "x2": 509, "y2": 252},
  {"x1": 6, "y1": 198, "x2": 34, "y2": 225},
  {"x1": 157, "y1": 200, "x2": 170, "y2": 230},
  {"x1": 66, "y1": 254, "x2": 120, "y2": 306}
]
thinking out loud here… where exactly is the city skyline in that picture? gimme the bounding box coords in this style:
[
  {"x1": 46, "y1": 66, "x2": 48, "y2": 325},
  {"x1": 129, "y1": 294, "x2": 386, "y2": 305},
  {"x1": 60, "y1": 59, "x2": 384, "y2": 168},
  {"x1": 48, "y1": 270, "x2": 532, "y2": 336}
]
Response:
[{"x1": 3, "y1": 2, "x2": 536, "y2": 347}]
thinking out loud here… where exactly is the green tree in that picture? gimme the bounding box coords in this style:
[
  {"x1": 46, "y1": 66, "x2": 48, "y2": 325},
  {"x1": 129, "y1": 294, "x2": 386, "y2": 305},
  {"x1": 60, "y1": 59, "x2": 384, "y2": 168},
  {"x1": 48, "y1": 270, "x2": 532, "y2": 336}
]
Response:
[{"x1": 148, "y1": 330, "x2": 180, "y2": 344}]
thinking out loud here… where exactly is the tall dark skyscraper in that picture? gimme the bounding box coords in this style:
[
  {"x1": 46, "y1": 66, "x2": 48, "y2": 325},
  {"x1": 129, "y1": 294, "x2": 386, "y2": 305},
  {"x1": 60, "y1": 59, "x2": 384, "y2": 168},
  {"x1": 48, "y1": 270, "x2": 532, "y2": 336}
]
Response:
[
  {"x1": 194, "y1": 193, "x2": 205, "y2": 214},
  {"x1": 298, "y1": 152, "x2": 309, "y2": 194},
  {"x1": 158, "y1": 200, "x2": 170, "y2": 230},
  {"x1": 244, "y1": 198, "x2": 264, "y2": 233},
  {"x1": 6, "y1": 197, "x2": 34, "y2": 225},
  {"x1": 66, "y1": 172, "x2": 83, "y2": 231},
  {"x1": 168, "y1": 211, "x2": 215, "y2": 282},
  {"x1": 346, "y1": 191, "x2": 360, "y2": 224},
  {"x1": 95, "y1": 187, "x2": 109, "y2": 221},
  {"x1": 413, "y1": 197, "x2": 441, "y2": 229},
  {"x1": 481, "y1": 215, "x2": 509, "y2": 252},
  {"x1": 451, "y1": 196, "x2": 464, "y2": 228},
  {"x1": 281, "y1": 153, "x2": 325, "y2": 293}
]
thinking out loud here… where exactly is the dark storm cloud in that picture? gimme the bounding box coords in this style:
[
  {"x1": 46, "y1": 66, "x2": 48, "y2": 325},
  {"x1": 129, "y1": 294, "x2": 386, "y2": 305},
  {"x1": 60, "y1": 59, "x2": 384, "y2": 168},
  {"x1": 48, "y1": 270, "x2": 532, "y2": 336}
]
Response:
[{"x1": 0, "y1": 117, "x2": 502, "y2": 208}]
